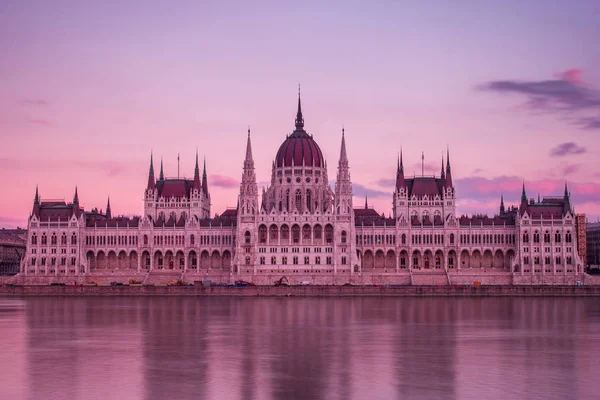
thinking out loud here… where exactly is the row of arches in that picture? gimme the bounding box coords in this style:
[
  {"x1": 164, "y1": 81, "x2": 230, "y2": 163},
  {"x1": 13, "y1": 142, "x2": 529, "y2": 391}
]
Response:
[
  {"x1": 254, "y1": 224, "x2": 336, "y2": 245},
  {"x1": 360, "y1": 249, "x2": 516, "y2": 270},
  {"x1": 86, "y1": 250, "x2": 233, "y2": 271}
]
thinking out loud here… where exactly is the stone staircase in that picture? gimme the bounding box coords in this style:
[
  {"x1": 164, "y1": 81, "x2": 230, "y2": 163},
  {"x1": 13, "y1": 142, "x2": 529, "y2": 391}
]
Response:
[
  {"x1": 144, "y1": 271, "x2": 182, "y2": 286},
  {"x1": 411, "y1": 273, "x2": 449, "y2": 286}
]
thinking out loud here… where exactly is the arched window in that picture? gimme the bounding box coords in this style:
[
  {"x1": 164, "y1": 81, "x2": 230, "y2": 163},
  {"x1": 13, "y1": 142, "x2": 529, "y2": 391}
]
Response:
[
  {"x1": 341, "y1": 230, "x2": 347, "y2": 244},
  {"x1": 292, "y1": 225, "x2": 300, "y2": 244},
  {"x1": 245, "y1": 231, "x2": 251, "y2": 244},
  {"x1": 51, "y1": 233, "x2": 57, "y2": 246},
  {"x1": 555, "y1": 231, "x2": 561, "y2": 243},
  {"x1": 401, "y1": 234, "x2": 406, "y2": 245},
  {"x1": 61, "y1": 233, "x2": 67, "y2": 245},
  {"x1": 281, "y1": 225, "x2": 289, "y2": 240},
  {"x1": 533, "y1": 231, "x2": 540, "y2": 243},
  {"x1": 295, "y1": 189, "x2": 302, "y2": 212},
  {"x1": 144, "y1": 235, "x2": 148, "y2": 245},
  {"x1": 313, "y1": 225, "x2": 322, "y2": 240},
  {"x1": 566, "y1": 231, "x2": 572, "y2": 243},
  {"x1": 544, "y1": 231, "x2": 550, "y2": 243},
  {"x1": 71, "y1": 233, "x2": 77, "y2": 245},
  {"x1": 450, "y1": 233, "x2": 455, "y2": 245},
  {"x1": 245, "y1": 257, "x2": 250, "y2": 265},
  {"x1": 32, "y1": 234, "x2": 37, "y2": 245},
  {"x1": 523, "y1": 231, "x2": 529, "y2": 243},
  {"x1": 269, "y1": 225, "x2": 278, "y2": 241},
  {"x1": 302, "y1": 224, "x2": 311, "y2": 240},
  {"x1": 285, "y1": 190, "x2": 290, "y2": 211},
  {"x1": 258, "y1": 225, "x2": 267, "y2": 243},
  {"x1": 325, "y1": 225, "x2": 334, "y2": 244},
  {"x1": 190, "y1": 234, "x2": 195, "y2": 245},
  {"x1": 42, "y1": 233, "x2": 47, "y2": 245},
  {"x1": 306, "y1": 189, "x2": 312, "y2": 212}
]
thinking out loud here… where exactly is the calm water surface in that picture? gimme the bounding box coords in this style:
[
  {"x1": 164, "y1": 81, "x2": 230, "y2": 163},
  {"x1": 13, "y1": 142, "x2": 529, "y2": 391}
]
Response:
[{"x1": 1, "y1": 297, "x2": 599, "y2": 400}]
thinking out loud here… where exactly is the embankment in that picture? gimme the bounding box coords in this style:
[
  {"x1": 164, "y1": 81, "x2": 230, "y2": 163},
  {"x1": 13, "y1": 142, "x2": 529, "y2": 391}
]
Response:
[{"x1": 2, "y1": 284, "x2": 600, "y2": 297}]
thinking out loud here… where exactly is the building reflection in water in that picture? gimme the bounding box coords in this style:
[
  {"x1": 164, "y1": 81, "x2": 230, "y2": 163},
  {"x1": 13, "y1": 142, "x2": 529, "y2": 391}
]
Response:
[{"x1": 1, "y1": 297, "x2": 599, "y2": 400}]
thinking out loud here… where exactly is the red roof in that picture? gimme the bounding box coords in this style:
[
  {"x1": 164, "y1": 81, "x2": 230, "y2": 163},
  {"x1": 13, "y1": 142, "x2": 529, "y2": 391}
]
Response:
[
  {"x1": 156, "y1": 179, "x2": 194, "y2": 199},
  {"x1": 405, "y1": 177, "x2": 444, "y2": 198},
  {"x1": 275, "y1": 130, "x2": 324, "y2": 168}
]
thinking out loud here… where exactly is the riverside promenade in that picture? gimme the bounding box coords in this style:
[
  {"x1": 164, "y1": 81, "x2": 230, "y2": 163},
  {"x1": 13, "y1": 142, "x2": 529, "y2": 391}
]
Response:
[{"x1": 2, "y1": 284, "x2": 600, "y2": 297}]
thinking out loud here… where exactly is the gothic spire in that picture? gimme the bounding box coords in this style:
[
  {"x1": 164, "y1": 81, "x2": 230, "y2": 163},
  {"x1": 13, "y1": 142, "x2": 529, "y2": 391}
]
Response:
[
  {"x1": 73, "y1": 186, "x2": 79, "y2": 206},
  {"x1": 193, "y1": 149, "x2": 201, "y2": 191},
  {"x1": 445, "y1": 147, "x2": 453, "y2": 188},
  {"x1": 106, "y1": 197, "x2": 111, "y2": 219},
  {"x1": 294, "y1": 84, "x2": 304, "y2": 131},
  {"x1": 500, "y1": 193, "x2": 505, "y2": 214},
  {"x1": 202, "y1": 156, "x2": 208, "y2": 196},
  {"x1": 339, "y1": 127, "x2": 348, "y2": 165},
  {"x1": 564, "y1": 181, "x2": 570, "y2": 201},
  {"x1": 34, "y1": 185, "x2": 39, "y2": 205},
  {"x1": 441, "y1": 155, "x2": 445, "y2": 179},
  {"x1": 521, "y1": 182, "x2": 528, "y2": 204},
  {"x1": 159, "y1": 156, "x2": 164, "y2": 181},
  {"x1": 245, "y1": 127, "x2": 254, "y2": 166},
  {"x1": 396, "y1": 149, "x2": 405, "y2": 190},
  {"x1": 365, "y1": 193, "x2": 368, "y2": 209},
  {"x1": 147, "y1": 152, "x2": 155, "y2": 189}
]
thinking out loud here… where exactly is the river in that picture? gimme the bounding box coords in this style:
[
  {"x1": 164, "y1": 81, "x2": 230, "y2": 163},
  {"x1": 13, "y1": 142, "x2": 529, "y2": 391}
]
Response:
[{"x1": 1, "y1": 297, "x2": 599, "y2": 400}]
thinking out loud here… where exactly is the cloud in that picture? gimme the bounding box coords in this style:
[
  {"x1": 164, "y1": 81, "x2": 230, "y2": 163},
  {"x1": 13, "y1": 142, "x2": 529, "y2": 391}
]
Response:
[
  {"x1": 72, "y1": 161, "x2": 129, "y2": 177},
  {"x1": 479, "y1": 69, "x2": 600, "y2": 130},
  {"x1": 0, "y1": 216, "x2": 27, "y2": 229},
  {"x1": 353, "y1": 183, "x2": 390, "y2": 199},
  {"x1": 210, "y1": 174, "x2": 238, "y2": 189},
  {"x1": 563, "y1": 164, "x2": 581, "y2": 175},
  {"x1": 27, "y1": 118, "x2": 52, "y2": 126},
  {"x1": 550, "y1": 142, "x2": 586, "y2": 157},
  {"x1": 374, "y1": 178, "x2": 396, "y2": 188},
  {"x1": 22, "y1": 99, "x2": 48, "y2": 106}
]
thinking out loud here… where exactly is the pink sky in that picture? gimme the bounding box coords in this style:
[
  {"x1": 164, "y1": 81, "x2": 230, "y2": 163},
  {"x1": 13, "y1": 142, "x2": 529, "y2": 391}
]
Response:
[{"x1": 1, "y1": 1, "x2": 599, "y2": 228}]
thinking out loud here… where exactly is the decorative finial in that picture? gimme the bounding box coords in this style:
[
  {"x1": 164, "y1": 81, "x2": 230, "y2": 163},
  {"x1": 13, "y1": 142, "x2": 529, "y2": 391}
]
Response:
[{"x1": 295, "y1": 84, "x2": 304, "y2": 131}]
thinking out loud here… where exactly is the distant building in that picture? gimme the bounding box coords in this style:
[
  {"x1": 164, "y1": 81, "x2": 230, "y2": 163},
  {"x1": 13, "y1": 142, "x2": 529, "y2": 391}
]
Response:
[
  {"x1": 0, "y1": 228, "x2": 27, "y2": 275},
  {"x1": 576, "y1": 214, "x2": 587, "y2": 266},
  {"x1": 587, "y1": 222, "x2": 600, "y2": 266}
]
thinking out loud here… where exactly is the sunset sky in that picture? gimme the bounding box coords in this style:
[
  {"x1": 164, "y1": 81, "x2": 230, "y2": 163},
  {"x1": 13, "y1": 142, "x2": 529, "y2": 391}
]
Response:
[{"x1": 1, "y1": 0, "x2": 600, "y2": 228}]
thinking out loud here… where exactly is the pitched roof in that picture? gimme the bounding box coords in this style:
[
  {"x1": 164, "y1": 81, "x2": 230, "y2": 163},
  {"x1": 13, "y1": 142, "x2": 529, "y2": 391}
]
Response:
[
  {"x1": 405, "y1": 177, "x2": 444, "y2": 198},
  {"x1": 156, "y1": 179, "x2": 194, "y2": 199}
]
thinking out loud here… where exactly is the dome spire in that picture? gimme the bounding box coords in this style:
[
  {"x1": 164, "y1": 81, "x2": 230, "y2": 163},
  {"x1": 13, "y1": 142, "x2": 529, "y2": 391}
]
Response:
[{"x1": 295, "y1": 84, "x2": 304, "y2": 131}]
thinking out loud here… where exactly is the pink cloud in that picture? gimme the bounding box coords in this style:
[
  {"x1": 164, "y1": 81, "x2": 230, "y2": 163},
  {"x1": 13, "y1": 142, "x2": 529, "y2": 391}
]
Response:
[
  {"x1": 27, "y1": 118, "x2": 52, "y2": 126},
  {"x1": 555, "y1": 68, "x2": 586, "y2": 86},
  {"x1": 210, "y1": 175, "x2": 238, "y2": 189}
]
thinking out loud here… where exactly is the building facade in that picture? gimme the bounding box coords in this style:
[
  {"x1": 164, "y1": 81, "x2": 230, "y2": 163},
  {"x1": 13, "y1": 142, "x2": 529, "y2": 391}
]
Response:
[
  {"x1": 586, "y1": 222, "x2": 600, "y2": 267},
  {"x1": 20, "y1": 94, "x2": 585, "y2": 284}
]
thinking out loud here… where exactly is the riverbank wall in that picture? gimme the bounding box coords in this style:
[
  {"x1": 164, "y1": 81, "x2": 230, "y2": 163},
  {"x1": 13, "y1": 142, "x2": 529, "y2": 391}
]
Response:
[{"x1": 2, "y1": 284, "x2": 600, "y2": 297}]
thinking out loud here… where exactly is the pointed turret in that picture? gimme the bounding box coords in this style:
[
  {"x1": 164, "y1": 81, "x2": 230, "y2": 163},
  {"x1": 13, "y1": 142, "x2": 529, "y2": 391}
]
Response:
[
  {"x1": 521, "y1": 182, "x2": 528, "y2": 204},
  {"x1": 563, "y1": 181, "x2": 572, "y2": 214},
  {"x1": 32, "y1": 185, "x2": 40, "y2": 217},
  {"x1": 339, "y1": 127, "x2": 348, "y2": 165},
  {"x1": 73, "y1": 186, "x2": 79, "y2": 206},
  {"x1": 441, "y1": 155, "x2": 445, "y2": 180},
  {"x1": 445, "y1": 148, "x2": 453, "y2": 188},
  {"x1": 193, "y1": 149, "x2": 201, "y2": 191},
  {"x1": 159, "y1": 157, "x2": 164, "y2": 181},
  {"x1": 147, "y1": 152, "x2": 155, "y2": 189},
  {"x1": 365, "y1": 194, "x2": 368, "y2": 209},
  {"x1": 202, "y1": 157, "x2": 208, "y2": 196},
  {"x1": 245, "y1": 127, "x2": 254, "y2": 168},
  {"x1": 294, "y1": 84, "x2": 304, "y2": 131},
  {"x1": 396, "y1": 149, "x2": 405, "y2": 190},
  {"x1": 500, "y1": 194, "x2": 505, "y2": 214},
  {"x1": 106, "y1": 197, "x2": 111, "y2": 219}
]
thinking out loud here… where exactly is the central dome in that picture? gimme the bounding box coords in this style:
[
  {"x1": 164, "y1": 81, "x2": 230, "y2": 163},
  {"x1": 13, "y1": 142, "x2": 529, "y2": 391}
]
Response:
[{"x1": 274, "y1": 93, "x2": 325, "y2": 168}]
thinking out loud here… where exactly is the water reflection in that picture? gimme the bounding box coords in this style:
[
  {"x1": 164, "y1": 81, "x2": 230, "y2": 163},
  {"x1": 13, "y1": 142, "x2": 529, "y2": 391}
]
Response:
[{"x1": 0, "y1": 298, "x2": 599, "y2": 399}]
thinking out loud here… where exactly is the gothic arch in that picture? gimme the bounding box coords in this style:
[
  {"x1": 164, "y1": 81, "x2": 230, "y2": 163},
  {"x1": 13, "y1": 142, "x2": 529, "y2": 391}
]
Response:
[{"x1": 385, "y1": 250, "x2": 396, "y2": 269}]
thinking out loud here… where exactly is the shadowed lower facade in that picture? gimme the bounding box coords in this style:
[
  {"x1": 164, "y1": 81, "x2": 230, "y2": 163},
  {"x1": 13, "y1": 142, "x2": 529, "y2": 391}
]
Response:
[{"x1": 20, "y1": 93, "x2": 585, "y2": 285}]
